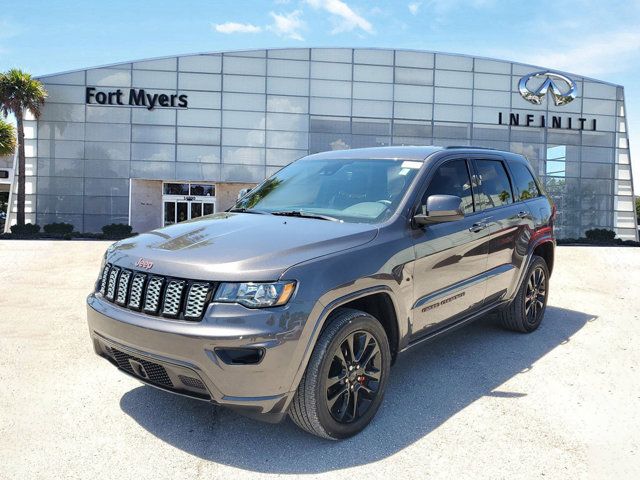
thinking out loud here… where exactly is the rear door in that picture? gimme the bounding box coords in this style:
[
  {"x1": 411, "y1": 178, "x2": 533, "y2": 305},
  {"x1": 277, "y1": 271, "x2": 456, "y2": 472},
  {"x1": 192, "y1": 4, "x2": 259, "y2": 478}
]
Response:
[
  {"x1": 410, "y1": 157, "x2": 491, "y2": 337},
  {"x1": 471, "y1": 156, "x2": 534, "y2": 303}
]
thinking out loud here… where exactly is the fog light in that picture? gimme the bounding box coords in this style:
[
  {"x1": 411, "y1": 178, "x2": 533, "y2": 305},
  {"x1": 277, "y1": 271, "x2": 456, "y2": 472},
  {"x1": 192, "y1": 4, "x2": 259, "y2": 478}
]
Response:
[{"x1": 215, "y1": 347, "x2": 265, "y2": 365}]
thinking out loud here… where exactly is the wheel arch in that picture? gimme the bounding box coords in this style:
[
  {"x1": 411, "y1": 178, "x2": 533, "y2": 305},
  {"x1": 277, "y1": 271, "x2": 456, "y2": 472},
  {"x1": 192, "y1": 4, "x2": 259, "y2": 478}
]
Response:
[
  {"x1": 289, "y1": 286, "x2": 403, "y2": 397},
  {"x1": 321, "y1": 291, "x2": 400, "y2": 364},
  {"x1": 532, "y1": 239, "x2": 555, "y2": 275},
  {"x1": 507, "y1": 236, "x2": 555, "y2": 307}
]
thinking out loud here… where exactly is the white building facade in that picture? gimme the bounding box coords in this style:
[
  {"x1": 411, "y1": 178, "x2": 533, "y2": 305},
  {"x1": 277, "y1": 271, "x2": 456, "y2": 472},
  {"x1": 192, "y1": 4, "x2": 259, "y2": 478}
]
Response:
[{"x1": 4, "y1": 48, "x2": 637, "y2": 239}]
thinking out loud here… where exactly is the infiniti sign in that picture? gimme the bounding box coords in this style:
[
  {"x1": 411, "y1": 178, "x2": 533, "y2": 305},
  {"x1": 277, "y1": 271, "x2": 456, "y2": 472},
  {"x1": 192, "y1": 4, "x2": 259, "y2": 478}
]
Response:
[{"x1": 518, "y1": 71, "x2": 577, "y2": 106}]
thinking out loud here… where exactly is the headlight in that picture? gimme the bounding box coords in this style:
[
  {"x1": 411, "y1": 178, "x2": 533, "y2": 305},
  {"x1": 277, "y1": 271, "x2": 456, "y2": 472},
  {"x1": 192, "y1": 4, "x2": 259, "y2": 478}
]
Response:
[{"x1": 214, "y1": 281, "x2": 296, "y2": 308}]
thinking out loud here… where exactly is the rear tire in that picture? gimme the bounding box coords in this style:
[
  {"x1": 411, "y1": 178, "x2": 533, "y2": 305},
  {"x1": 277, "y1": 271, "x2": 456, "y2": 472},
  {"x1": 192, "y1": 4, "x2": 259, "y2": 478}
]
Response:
[
  {"x1": 499, "y1": 255, "x2": 549, "y2": 333},
  {"x1": 289, "y1": 308, "x2": 391, "y2": 440}
]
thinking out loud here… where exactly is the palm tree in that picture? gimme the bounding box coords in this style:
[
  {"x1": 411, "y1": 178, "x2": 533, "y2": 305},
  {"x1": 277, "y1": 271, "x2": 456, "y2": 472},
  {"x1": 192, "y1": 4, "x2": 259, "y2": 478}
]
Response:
[
  {"x1": 0, "y1": 117, "x2": 16, "y2": 156},
  {"x1": 0, "y1": 69, "x2": 47, "y2": 226}
]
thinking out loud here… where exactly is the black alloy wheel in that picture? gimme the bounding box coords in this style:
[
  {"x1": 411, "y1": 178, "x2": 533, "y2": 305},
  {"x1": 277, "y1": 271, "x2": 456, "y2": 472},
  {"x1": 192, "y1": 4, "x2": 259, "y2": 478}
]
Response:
[
  {"x1": 524, "y1": 265, "x2": 546, "y2": 326},
  {"x1": 325, "y1": 330, "x2": 382, "y2": 423},
  {"x1": 289, "y1": 308, "x2": 391, "y2": 439},
  {"x1": 499, "y1": 255, "x2": 550, "y2": 333}
]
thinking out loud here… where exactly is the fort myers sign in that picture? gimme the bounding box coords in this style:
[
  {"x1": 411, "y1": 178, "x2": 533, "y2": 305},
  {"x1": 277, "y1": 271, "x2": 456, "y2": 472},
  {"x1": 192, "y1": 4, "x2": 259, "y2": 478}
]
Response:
[{"x1": 85, "y1": 87, "x2": 188, "y2": 110}]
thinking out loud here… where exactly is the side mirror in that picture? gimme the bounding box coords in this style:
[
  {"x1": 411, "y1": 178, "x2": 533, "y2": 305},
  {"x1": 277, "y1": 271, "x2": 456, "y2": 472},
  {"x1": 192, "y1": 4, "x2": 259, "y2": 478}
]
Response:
[{"x1": 413, "y1": 194, "x2": 464, "y2": 226}]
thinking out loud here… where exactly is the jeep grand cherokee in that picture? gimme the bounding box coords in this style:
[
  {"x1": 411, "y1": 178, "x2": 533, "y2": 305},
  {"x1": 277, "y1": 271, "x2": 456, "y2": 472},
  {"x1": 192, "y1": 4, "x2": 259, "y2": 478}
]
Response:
[{"x1": 87, "y1": 146, "x2": 555, "y2": 439}]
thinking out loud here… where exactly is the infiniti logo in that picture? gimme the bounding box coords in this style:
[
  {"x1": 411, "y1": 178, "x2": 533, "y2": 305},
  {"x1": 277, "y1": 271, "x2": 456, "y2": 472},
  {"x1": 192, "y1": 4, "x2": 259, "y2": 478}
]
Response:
[{"x1": 518, "y1": 71, "x2": 577, "y2": 106}]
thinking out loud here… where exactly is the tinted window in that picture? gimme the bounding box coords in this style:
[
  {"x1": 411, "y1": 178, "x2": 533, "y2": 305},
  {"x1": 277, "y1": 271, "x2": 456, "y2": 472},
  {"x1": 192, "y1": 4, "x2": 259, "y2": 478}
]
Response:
[
  {"x1": 475, "y1": 160, "x2": 513, "y2": 210},
  {"x1": 190, "y1": 184, "x2": 215, "y2": 197},
  {"x1": 423, "y1": 159, "x2": 474, "y2": 214},
  {"x1": 509, "y1": 162, "x2": 540, "y2": 201},
  {"x1": 163, "y1": 183, "x2": 189, "y2": 195}
]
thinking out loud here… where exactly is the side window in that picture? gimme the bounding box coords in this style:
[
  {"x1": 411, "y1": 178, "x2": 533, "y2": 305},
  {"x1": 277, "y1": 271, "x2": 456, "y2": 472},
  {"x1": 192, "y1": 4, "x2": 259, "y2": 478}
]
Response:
[
  {"x1": 474, "y1": 159, "x2": 513, "y2": 210},
  {"x1": 422, "y1": 159, "x2": 474, "y2": 214},
  {"x1": 509, "y1": 162, "x2": 541, "y2": 201}
]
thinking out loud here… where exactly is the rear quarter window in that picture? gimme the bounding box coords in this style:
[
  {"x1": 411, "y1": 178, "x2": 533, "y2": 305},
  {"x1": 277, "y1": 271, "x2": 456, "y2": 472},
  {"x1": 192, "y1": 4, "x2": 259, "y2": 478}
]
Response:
[{"x1": 509, "y1": 162, "x2": 541, "y2": 201}]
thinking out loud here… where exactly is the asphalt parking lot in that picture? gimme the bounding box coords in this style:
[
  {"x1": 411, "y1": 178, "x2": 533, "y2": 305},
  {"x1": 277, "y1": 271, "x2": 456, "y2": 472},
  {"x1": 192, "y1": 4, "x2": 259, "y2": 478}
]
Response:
[{"x1": 0, "y1": 241, "x2": 638, "y2": 479}]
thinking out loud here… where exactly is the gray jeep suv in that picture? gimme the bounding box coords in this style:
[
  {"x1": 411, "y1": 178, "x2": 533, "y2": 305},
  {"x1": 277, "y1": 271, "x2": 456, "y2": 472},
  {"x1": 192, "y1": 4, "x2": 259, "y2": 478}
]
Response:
[{"x1": 87, "y1": 146, "x2": 555, "y2": 439}]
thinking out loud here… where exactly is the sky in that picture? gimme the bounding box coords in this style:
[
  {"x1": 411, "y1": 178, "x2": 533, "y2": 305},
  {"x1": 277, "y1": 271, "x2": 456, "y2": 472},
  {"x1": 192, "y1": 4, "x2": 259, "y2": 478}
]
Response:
[{"x1": 1, "y1": 0, "x2": 639, "y2": 189}]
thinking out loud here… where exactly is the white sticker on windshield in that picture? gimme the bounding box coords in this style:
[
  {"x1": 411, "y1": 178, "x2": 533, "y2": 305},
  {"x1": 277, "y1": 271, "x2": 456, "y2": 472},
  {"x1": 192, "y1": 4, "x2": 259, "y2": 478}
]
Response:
[
  {"x1": 399, "y1": 168, "x2": 410, "y2": 176},
  {"x1": 401, "y1": 161, "x2": 422, "y2": 169}
]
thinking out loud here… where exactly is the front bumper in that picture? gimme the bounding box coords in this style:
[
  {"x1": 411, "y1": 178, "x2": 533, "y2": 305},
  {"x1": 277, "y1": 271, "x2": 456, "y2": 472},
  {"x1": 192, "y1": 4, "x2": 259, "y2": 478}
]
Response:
[{"x1": 87, "y1": 293, "x2": 306, "y2": 422}]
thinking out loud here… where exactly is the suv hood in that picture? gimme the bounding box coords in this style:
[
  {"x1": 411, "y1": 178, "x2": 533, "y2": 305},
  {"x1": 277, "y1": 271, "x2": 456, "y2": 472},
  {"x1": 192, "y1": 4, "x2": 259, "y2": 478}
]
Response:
[{"x1": 106, "y1": 212, "x2": 378, "y2": 281}]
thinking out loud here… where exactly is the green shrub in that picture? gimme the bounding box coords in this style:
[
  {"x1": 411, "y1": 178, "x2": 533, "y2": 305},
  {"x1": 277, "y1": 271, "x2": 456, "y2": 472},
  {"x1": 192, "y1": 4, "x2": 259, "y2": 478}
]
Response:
[
  {"x1": 101, "y1": 223, "x2": 133, "y2": 239},
  {"x1": 584, "y1": 228, "x2": 616, "y2": 242},
  {"x1": 622, "y1": 239, "x2": 640, "y2": 247},
  {"x1": 43, "y1": 222, "x2": 74, "y2": 235},
  {"x1": 557, "y1": 233, "x2": 639, "y2": 247},
  {"x1": 10, "y1": 223, "x2": 40, "y2": 235},
  {"x1": 80, "y1": 232, "x2": 102, "y2": 239},
  {"x1": 556, "y1": 238, "x2": 578, "y2": 245}
]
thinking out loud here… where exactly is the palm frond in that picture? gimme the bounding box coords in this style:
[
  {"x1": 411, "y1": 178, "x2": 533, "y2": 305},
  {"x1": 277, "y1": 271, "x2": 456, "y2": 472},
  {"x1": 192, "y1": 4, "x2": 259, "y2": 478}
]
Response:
[
  {"x1": 0, "y1": 68, "x2": 48, "y2": 119},
  {"x1": 0, "y1": 118, "x2": 16, "y2": 156}
]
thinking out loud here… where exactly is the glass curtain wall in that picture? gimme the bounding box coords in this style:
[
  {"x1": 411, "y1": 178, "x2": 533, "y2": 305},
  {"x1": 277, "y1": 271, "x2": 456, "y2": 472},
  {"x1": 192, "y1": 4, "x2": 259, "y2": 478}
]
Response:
[{"x1": 21, "y1": 48, "x2": 636, "y2": 239}]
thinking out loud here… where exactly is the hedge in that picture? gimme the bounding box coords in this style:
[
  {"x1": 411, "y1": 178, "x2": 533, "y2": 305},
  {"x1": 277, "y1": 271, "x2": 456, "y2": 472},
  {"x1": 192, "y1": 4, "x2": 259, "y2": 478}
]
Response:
[
  {"x1": 10, "y1": 223, "x2": 41, "y2": 235},
  {"x1": 2, "y1": 222, "x2": 136, "y2": 241},
  {"x1": 584, "y1": 228, "x2": 616, "y2": 242},
  {"x1": 43, "y1": 222, "x2": 74, "y2": 235},
  {"x1": 101, "y1": 223, "x2": 133, "y2": 239}
]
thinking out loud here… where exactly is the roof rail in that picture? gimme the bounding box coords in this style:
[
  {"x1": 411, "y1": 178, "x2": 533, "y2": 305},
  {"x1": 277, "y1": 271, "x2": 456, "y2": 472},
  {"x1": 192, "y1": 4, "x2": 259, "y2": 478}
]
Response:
[{"x1": 444, "y1": 145, "x2": 499, "y2": 151}]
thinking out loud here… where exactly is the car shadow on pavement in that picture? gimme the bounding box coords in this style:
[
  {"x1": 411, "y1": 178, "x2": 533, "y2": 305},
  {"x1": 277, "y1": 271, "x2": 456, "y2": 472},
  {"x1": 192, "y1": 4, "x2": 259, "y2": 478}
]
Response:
[{"x1": 120, "y1": 305, "x2": 594, "y2": 474}]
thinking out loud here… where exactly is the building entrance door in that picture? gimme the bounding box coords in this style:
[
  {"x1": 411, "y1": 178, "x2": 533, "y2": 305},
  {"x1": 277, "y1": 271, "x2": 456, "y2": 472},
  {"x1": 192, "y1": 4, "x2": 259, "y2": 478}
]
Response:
[{"x1": 162, "y1": 182, "x2": 216, "y2": 226}]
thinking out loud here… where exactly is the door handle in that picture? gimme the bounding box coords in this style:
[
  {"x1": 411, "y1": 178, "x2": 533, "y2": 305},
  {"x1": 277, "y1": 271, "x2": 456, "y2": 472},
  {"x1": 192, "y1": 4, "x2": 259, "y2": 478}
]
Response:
[
  {"x1": 469, "y1": 222, "x2": 487, "y2": 232},
  {"x1": 517, "y1": 211, "x2": 530, "y2": 219}
]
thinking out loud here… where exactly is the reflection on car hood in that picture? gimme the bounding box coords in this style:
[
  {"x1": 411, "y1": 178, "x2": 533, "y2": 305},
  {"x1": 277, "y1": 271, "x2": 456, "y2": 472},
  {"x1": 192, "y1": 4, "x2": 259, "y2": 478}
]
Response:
[{"x1": 106, "y1": 212, "x2": 379, "y2": 281}]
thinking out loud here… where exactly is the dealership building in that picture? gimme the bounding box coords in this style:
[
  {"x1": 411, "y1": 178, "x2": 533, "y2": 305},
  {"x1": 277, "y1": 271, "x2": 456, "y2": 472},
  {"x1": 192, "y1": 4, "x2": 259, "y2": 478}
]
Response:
[{"x1": 1, "y1": 47, "x2": 637, "y2": 239}]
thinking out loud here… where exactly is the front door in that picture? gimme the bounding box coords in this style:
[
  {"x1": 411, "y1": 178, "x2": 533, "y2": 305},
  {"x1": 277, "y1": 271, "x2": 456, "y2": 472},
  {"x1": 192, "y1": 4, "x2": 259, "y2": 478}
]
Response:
[
  {"x1": 411, "y1": 158, "x2": 491, "y2": 337},
  {"x1": 162, "y1": 182, "x2": 216, "y2": 226}
]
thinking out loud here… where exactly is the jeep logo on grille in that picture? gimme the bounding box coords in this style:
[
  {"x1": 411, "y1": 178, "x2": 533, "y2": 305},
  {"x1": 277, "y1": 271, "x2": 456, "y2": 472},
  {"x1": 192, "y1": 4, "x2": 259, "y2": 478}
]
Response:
[{"x1": 135, "y1": 258, "x2": 154, "y2": 270}]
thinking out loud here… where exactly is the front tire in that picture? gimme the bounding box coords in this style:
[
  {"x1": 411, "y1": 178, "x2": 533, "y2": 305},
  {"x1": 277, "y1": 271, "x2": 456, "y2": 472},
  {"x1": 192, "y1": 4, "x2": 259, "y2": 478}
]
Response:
[
  {"x1": 289, "y1": 308, "x2": 391, "y2": 440},
  {"x1": 499, "y1": 255, "x2": 549, "y2": 333}
]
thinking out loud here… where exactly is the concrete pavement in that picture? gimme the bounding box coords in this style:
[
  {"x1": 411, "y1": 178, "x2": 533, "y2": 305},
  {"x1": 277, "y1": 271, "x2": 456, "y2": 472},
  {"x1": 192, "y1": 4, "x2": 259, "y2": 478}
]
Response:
[{"x1": 0, "y1": 241, "x2": 638, "y2": 479}]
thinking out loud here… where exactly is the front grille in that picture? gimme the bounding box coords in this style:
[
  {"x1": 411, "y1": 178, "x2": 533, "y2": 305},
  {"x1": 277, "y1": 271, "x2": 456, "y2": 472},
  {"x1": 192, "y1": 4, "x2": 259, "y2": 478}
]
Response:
[
  {"x1": 128, "y1": 273, "x2": 146, "y2": 309},
  {"x1": 162, "y1": 280, "x2": 186, "y2": 317},
  {"x1": 97, "y1": 263, "x2": 214, "y2": 321},
  {"x1": 108, "y1": 347, "x2": 173, "y2": 387},
  {"x1": 106, "y1": 266, "x2": 120, "y2": 301},
  {"x1": 116, "y1": 270, "x2": 131, "y2": 305},
  {"x1": 184, "y1": 283, "x2": 211, "y2": 319},
  {"x1": 99, "y1": 264, "x2": 110, "y2": 295},
  {"x1": 143, "y1": 276, "x2": 164, "y2": 313}
]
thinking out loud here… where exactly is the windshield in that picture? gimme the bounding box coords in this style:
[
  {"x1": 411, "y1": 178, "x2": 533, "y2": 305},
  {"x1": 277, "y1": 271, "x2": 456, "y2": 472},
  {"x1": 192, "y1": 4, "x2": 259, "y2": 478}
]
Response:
[{"x1": 233, "y1": 158, "x2": 423, "y2": 223}]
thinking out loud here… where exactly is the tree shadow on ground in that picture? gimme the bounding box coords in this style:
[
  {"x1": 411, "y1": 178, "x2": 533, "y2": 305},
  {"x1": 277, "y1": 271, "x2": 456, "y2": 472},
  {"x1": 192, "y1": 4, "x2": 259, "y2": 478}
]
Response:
[{"x1": 120, "y1": 306, "x2": 595, "y2": 474}]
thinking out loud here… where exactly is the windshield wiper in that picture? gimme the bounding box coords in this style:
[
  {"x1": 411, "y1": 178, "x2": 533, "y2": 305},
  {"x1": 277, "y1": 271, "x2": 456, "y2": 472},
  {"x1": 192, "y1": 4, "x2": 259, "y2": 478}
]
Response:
[
  {"x1": 271, "y1": 210, "x2": 341, "y2": 222},
  {"x1": 228, "y1": 207, "x2": 270, "y2": 215}
]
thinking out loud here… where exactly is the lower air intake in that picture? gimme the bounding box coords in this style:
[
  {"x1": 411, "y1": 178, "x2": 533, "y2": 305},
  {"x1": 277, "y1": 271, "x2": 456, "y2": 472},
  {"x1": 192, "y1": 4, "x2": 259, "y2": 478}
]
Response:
[{"x1": 108, "y1": 347, "x2": 173, "y2": 388}]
